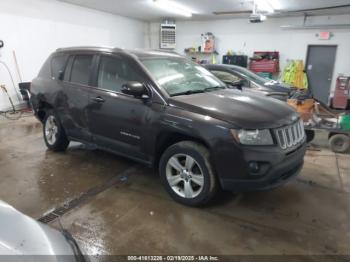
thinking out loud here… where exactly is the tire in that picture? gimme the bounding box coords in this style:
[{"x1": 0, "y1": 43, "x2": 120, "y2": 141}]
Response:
[
  {"x1": 43, "y1": 110, "x2": 69, "y2": 151},
  {"x1": 305, "y1": 130, "x2": 315, "y2": 143},
  {"x1": 329, "y1": 134, "x2": 350, "y2": 153},
  {"x1": 159, "y1": 141, "x2": 218, "y2": 207}
]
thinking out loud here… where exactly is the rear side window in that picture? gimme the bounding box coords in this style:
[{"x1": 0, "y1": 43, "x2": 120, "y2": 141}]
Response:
[
  {"x1": 51, "y1": 54, "x2": 68, "y2": 80},
  {"x1": 97, "y1": 56, "x2": 142, "y2": 92},
  {"x1": 70, "y1": 55, "x2": 93, "y2": 86},
  {"x1": 64, "y1": 56, "x2": 74, "y2": 81},
  {"x1": 38, "y1": 56, "x2": 51, "y2": 78}
]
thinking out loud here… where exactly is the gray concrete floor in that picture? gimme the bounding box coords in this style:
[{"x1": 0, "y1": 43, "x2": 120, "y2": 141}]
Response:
[{"x1": 1, "y1": 116, "x2": 350, "y2": 257}]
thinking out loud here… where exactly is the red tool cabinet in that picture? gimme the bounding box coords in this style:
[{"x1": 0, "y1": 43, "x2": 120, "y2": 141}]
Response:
[
  {"x1": 332, "y1": 76, "x2": 350, "y2": 110},
  {"x1": 249, "y1": 51, "x2": 280, "y2": 73}
]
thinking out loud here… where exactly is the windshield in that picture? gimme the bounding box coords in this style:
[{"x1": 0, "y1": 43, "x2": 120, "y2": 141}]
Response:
[
  {"x1": 234, "y1": 67, "x2": 274, "y2": 85},
  {"x1": 141, "y1": 57, "x2": 226, "y2": 96}
]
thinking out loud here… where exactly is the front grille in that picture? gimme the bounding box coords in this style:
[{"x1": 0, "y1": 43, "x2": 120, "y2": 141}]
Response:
[{"x1": 274, "y1": 120, "x2": 305, "y2": 150}]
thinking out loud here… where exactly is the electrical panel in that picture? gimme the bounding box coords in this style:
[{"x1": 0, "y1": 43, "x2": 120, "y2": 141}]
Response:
[{"x1": 160, "y1": 24, "x2": 176, "y2": 49}]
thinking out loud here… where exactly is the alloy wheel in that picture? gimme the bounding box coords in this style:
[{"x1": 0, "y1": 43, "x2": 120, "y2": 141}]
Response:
[
  {"x1": 45, "y1": 115, "x2": 58, "y2": 145},
  {"x1": 165, "y1": 154, "x2": 204, "y2": 199}
]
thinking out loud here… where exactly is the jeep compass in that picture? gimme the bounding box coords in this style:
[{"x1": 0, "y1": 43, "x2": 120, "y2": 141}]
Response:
[{"x1": 30, "y1": 47, "x2": 306, "y2": 206}]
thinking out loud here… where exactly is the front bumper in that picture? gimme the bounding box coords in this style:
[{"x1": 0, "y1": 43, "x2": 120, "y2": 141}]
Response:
[{"x1": 216, "y1": 142, "x2": 306, "y2": 192}]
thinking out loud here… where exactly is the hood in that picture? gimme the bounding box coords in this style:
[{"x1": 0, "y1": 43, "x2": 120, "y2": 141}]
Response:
[
  {"x1": 169, "y1": 89, "x2": 298, "y2": 129},
  {"x1": 263, "y1": 81, "x2": 293, "y2": 93},
  {"x1": 0, "y1": 201, "x2": 76, "y2": 257},
  {"x1": 240, "y1": 88, "x2": 288, "y2": 102}
]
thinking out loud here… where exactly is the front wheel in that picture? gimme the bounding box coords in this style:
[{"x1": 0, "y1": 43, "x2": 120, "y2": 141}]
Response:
[
  {"x1": 159, "y1": 141, "x2": 218, "y2": 207},
  {"x1": 43, "y1": 110, "x2": 69, "y2": 151}
]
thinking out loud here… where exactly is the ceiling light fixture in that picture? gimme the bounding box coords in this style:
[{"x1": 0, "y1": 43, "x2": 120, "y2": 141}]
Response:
[
  {"x1": 254, "y1": 0, "x2": 275, "y2": 13},
  {"x1": 267, "y1": 0, "x2": 282, "y2": 10},
  {"x1": 153, "y1": 0, "x2": 193, "y2": 17}
]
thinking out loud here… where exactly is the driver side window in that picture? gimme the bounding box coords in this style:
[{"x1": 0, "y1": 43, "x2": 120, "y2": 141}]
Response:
[{"x1": 97, "y1": 56, "x2": 142, "y2": 92}]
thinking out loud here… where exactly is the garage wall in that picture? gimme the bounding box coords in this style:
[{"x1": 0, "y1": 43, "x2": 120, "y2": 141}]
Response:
[
  {"x1": 147, "y1": 14, "x2": 350, "y2": 97},
  {"x1": 0, "y1": 0, "x2": 146, "y2": 111}
]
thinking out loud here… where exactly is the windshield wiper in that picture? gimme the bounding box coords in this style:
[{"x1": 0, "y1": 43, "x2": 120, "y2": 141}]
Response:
[
  {"x1": 204, "y1": 86, "x2": 225, "y2": 92},
  {"x1": 171, "y1": 89, "x2": 205, "y2": 97}
]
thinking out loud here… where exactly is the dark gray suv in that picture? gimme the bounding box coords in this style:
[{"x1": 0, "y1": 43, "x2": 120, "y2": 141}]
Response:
[{"x1": 30, "y1": 47, "x2": 306, "y2": 206}]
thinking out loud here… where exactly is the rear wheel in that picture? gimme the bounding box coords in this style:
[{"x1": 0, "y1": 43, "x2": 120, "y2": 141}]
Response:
[
  {"x1": 43, "y1": 110, "x2": 69, "y2": 151},
  {"x1": 159, "y1": 141, "x2": 218, "y2": 207},
  {"x1": 329, "y1": 134, "x2": 350, "y2": 153}
]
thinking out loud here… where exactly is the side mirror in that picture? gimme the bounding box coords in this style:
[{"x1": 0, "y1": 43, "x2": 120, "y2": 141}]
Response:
[
  {"x1": 230, "y1": 79, "x2": 246, "y2": 90},
  {"x1": 121, "y1": 81, "x2": 148, "y2": 98}
]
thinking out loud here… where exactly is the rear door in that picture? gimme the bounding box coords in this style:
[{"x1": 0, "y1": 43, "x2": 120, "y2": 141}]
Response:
[{"x1": 59, "y1": 53, "x2": 95, "y2": 142}]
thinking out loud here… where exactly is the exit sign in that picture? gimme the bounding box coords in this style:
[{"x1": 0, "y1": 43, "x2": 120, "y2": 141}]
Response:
[{"x1": 319, "y1": 31, "x2": 332, "y2": 40}]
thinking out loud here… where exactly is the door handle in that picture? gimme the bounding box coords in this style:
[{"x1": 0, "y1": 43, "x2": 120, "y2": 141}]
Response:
[{"x1": 91, "y1": 96, "x2": 105, "y2": 103}]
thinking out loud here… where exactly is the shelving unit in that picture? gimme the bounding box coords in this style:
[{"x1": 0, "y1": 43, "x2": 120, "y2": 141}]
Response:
[
  {"x1": 184, "y1": 50, "x2": 219, "y2": 55},
  {"x1": 184, "y1": 50, "x2": 219, "y2": 64}
]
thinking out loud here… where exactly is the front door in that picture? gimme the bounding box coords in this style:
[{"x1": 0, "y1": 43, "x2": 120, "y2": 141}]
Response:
[
  {"x1": 306, "y1": 45, "x2": 337, "y2": 105},
  {"x1": 87, "y1": 54, "x2": 153, "y2": 162}
]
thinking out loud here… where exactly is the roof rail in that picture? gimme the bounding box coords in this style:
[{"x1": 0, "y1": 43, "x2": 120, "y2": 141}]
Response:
[
  {"x1": 139, "y1": 48, "x2": 180, "y2": 54},
  {"x1": 56, "y1": 46, "x2": 124, "y2": 52}
]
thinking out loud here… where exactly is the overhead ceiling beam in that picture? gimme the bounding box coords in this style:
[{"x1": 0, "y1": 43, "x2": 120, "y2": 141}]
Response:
[
  {"x1": 285, "y1": 4, "x2": 350, "y2": 13},
  {"x1": 213, "y1": 11, "x2": 252, "y2": 15},
  {"x1": 213, "y1": 4, "x2": 350, "y2": 17},
  {"x1": 281, "y1": 23, "x2": 350, "y2": 30}
]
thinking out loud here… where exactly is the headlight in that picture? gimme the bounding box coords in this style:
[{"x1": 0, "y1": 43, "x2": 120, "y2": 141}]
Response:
[{"x1": 232, "y1": 129, "x2": 274, "y2": 145}]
